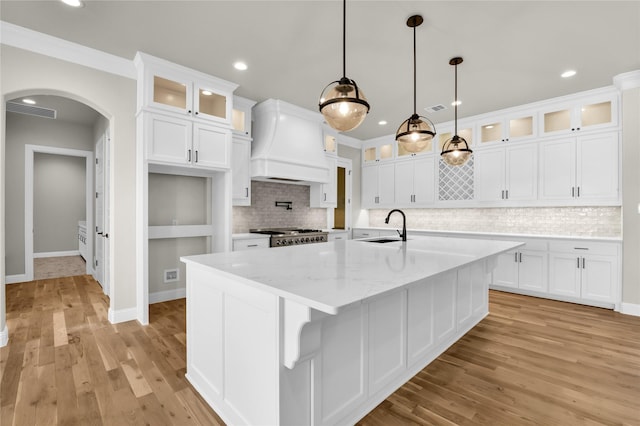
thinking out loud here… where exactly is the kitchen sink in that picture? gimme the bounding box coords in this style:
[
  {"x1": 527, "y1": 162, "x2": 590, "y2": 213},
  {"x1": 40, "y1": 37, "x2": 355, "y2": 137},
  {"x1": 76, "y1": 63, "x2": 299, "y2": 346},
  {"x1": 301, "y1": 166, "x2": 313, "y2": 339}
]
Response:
[{"x1": 361, "y1": 237, "x2": 405, "y2": 243}]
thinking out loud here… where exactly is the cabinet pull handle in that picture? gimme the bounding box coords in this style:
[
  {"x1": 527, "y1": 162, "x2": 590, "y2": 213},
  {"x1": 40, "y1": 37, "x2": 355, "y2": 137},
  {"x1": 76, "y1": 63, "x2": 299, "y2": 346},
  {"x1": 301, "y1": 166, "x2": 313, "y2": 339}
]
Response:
[
  {"x1": 324, "y1": 193, "x2": 327, "y2": 201},
  {"x1": 574, "y1": 247, "x2": 588, "y2": 250},
  {"x1": 519, "y1": 252, "x2": 522, "y2": 263},
  {"x1": 582, "y1": 258, "x2": 586, "y2": 269},
  {"x1": 501, "y1": 190, "x2": 505, "y2": 199},
  {"x1": 247, "y1": 244, "x2": 258, "y2": 247},
  {"x1": 577, "y1": 186, "x2": 580, "y2": 197},
  {"x1": 571, "y1": 187, "x2": 575, "y2": 197},
  {"x1": 577, "y1": 257, "x2": 580, "y2": 268},
  {"x1": 506, "y1": 190, "x2": 509, "y2": 199},
  {"x1": 514, "y1": 252, "x2": 518, "y2": 262},
  {"x1": 245, "y1": 187, "x2": 249, "y2": 197},
  {"x1": 188, "y1": 149, "x2": 191, "y2": 162},
  {"x1": 195, "y1": 150, "x2": 199, "y2": 162}
]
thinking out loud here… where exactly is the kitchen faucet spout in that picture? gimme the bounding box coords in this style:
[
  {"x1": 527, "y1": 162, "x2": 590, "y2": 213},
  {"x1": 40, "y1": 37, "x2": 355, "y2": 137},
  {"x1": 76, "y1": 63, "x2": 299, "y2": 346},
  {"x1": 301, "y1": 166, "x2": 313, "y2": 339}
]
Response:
[{"x1": 385, "y1": 209, "x2": 407, "y2": 242}]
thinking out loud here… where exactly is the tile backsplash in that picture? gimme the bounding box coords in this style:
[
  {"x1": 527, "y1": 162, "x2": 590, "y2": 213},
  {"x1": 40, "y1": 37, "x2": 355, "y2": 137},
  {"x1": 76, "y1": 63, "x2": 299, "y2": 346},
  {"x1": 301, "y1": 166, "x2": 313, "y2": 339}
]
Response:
[
  {"x1": 232, "y1": 181, "x2": 327, "y2": 233},
  {"x1": 368, "y1": 206, "x2": 621, "y2": 238}
]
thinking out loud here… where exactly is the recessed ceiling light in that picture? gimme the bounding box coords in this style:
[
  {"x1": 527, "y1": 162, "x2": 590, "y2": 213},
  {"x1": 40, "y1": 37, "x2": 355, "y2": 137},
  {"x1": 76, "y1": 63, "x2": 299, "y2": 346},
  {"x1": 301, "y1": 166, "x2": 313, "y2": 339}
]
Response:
[
  {"x1": 233, "y1": 62, "x2": 248, "y2": 71},
  {"x1": 61, "y1": 0, "x2": 84, "y2": 7},
  {"x1": 561, "y1": 70, "x2": 577, "y2": 78},
  {"x1": 451, "y1": 100, "x2": 461, "y2": 107},
  {"x1": 22, "y1": 98, "x2": 36, "y2": 105},
  {"x1": 378, "y1": 120, "x2": 387, "y2": 126}
]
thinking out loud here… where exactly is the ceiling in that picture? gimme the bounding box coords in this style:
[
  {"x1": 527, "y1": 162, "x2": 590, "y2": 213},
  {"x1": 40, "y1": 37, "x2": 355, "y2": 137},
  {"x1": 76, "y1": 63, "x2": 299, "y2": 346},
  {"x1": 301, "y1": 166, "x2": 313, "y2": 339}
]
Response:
[
  {"x1": 1, "y1": 1, "x2": 639, "y2": 140},
  {"x1": 6, "y1": 95, "x2": 102, "y2": 126}
]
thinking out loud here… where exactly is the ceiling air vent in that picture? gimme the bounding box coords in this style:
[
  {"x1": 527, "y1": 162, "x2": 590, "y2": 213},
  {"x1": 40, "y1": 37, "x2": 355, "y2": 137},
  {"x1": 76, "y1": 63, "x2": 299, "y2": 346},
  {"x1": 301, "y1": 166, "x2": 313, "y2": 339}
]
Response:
[
  {"x1": 6, "y1": 101, "x2": 57, "y2": 120},
  {"x1": 425, "y1": 104, "x2": 446, "y2": 113}
]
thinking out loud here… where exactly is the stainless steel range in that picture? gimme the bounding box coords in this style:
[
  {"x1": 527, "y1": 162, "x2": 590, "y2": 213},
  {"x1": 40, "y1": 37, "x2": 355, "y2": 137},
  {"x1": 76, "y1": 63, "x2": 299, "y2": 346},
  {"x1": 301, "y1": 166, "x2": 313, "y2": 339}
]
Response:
[{"x1": 250, "y1": 228, "x2": 328, "y2": 247}]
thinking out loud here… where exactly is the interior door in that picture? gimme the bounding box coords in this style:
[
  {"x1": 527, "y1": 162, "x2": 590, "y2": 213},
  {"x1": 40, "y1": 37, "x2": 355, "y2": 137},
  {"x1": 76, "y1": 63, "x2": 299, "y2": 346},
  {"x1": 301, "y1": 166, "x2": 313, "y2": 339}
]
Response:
[{"x1": 95, "y1": 136, "x2": 104, "y2": 287}]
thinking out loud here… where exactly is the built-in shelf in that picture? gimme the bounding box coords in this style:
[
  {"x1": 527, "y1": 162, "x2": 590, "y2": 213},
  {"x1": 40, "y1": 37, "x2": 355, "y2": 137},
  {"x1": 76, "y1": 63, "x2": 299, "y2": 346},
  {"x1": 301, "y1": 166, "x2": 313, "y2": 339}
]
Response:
[{"x1": 148, "y1": 225, "x2": 214, "y2": 240}]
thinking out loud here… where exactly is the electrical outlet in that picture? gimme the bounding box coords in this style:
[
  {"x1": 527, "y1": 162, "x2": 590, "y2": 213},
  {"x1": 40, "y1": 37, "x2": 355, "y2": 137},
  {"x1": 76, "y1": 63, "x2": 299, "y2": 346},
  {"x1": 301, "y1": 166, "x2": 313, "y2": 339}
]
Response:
[{"x1": 164, "y1": 268, "x2": 179, "y2": 283}]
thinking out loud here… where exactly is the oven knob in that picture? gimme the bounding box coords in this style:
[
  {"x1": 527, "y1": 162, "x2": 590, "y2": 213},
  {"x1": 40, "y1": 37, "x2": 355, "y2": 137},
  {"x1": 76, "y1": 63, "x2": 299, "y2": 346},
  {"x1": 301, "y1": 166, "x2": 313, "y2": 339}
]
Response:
[{"x1": 305, "y1": 237, "x2": 310, "y2": 242}]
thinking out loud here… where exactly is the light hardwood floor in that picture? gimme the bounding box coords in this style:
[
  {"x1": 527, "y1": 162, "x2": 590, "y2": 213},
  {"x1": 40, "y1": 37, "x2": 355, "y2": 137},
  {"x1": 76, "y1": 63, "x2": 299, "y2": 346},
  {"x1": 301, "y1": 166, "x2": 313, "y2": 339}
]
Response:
[{"x1": 1, "y1": 275, "x2": 639, "y2": 425}]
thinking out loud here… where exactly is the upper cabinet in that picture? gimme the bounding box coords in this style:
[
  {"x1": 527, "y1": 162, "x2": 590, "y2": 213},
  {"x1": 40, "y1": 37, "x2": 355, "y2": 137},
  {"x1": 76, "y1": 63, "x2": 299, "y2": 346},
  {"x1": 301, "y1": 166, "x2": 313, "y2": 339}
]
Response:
[
  {"x1": 539, "y1": 92, "x2": 618, "y2": 137},
  {"x1": 478, "y1": 111, "x2": 536, "y2": 145},
  {"x1": 322, "y1": 126, "x2": 338, "y2": 156},
  {"x1": 437, "y1": 121, "x2": 474, "y2": 153},
  {"x1": 135, "y1": 52, "x2": 238, "y2": 127},
  {"x1": 232, "y1": 96, "x2": 256, "y2": 138},
  {"x1": 362, "y1": 135, "x2": 395, "y2": 163}
]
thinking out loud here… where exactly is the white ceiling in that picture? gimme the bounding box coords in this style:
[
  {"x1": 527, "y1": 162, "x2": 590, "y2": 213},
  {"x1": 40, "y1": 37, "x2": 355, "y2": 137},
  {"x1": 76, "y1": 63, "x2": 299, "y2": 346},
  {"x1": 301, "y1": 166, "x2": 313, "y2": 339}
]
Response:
[
  {"x1": 1, "y1": 1, "x2": 639, "y2": 140},
  {"x1": 6, "y1": 95, "x2": 102, "y2": 126}
]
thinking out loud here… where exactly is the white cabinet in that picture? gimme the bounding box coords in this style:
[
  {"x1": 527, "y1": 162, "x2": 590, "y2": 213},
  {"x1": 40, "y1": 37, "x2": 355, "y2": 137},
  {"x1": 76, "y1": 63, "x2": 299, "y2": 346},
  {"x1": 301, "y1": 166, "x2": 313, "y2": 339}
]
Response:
[
  {"x1": 394, "y1": 156, "x2": 436, "y2": 206},
  {"x1": 539, "y1": 92, "x2": 618, "y2": 137},
  {"x1": 478, "y1": 111, "x2": 536, "y2": 145},
  {"x1": 232, "y1": 137, "x2": 251, "y2": 206},
  {"x1": 475, "y1": 143, "x2": 537, "y2": 202},
  {"x1": 548, "y1": 241, "x2": 619, "y2": 305},
  {"x1": 539, "y1": 131, "x2": 619, "y2": 203},
  {"x1": 232, "y1": 236, "x2": 270, "y2": 251},
  {"x1": 310, "y1": 155, "x2": 337, "y2": 208},
  {"x1": 352, "y1": 228, "x2": 398, "y2": 239},
  {"x1": 362, "y1": 135, "x2": 395, "y2": 164},
  {"x1": 362, "y1": 163, "x2": 395, "y2": 208},
  {"x1": 492, "y1": 243, "x2": 548, "y2": 293},
  {"x1": 145, "y1": 113, "x2": 231, "y2": 170},
  {"x1": 322, "y1": 126, "x2": 338, "y2": 156},
  {"x1": 328, "y1": 230, "x2": 349, "y2": 241},
  {"x1": 232, "y1": 96, "x2": 256, "y2": 137}
]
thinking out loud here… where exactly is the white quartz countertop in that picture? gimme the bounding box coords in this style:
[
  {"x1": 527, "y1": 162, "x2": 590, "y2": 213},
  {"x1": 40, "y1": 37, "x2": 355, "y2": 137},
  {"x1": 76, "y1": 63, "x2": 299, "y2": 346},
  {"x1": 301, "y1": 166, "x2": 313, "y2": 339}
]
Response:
[{"x1": 182, "y1": 236, "x2": 522, "y2": 315}]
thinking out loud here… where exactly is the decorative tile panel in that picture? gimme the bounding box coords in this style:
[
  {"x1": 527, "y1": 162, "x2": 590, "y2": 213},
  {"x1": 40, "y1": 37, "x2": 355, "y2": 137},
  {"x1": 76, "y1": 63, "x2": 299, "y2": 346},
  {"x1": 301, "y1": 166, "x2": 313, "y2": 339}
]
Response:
[{"x1": 439, "y1": 156, "x2": 474, "y2": 201}]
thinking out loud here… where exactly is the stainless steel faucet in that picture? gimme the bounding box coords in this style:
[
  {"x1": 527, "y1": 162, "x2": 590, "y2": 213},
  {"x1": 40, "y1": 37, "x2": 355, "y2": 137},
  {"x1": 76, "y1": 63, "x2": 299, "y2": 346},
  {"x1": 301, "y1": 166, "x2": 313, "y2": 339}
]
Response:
[{"x1": 385, "y1": 209, "x2": 407, "y2": 242}]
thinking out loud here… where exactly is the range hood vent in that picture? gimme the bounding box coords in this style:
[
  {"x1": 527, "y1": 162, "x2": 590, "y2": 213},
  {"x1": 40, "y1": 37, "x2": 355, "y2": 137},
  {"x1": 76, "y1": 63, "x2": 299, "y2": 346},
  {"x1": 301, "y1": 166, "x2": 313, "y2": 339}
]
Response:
[
  {"x1": 251, "y1": 99, "x2": 330, "y2": 185},
  {"x1": 6, "y1": 101, "x2": 57, "y2": 119}
]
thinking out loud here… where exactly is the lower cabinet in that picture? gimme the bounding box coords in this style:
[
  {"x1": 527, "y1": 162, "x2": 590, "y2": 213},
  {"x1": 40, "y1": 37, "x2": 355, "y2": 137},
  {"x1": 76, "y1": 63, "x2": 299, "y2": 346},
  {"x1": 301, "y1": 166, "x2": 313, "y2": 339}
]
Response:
[
  {"x1": 493, "y1": 245, "x2": 548, "y2": 292},
  {"x1": 548, "y1": 242, "x2": 619, "y2": 304},
  {"x1": 352, "y1": 229, "x2": 398, "y2": 240},
  {"x1": 232, "y1": 137, "x2": 251, "y2": 206},
  {"x1": 328, "y1": 231, "x2": 349, "y2": 241},
  {"x1": 232, "y1": 236, "x2": 270, "y2": 251}
]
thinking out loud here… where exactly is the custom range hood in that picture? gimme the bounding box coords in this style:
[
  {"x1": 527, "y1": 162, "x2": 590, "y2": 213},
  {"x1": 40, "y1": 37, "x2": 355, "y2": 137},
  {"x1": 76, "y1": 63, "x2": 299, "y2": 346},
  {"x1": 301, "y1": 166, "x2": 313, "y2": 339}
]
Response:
[{"x1": 251, "y1": 99, "x2": 330, "y2": 184}]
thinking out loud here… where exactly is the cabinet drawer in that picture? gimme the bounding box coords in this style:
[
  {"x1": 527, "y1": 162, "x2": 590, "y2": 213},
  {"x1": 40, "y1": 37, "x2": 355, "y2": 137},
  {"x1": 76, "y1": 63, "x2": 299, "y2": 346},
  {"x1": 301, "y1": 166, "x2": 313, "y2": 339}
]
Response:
[
  {"x1": 353, "y1": 230, "x2": 379, "y2": 239},
  {"x1": 548, "y1": 240, "x2": 618, "y2": 256},
  {"x1": 233, "y1": 238, "x2": 270, "y2": 251}
]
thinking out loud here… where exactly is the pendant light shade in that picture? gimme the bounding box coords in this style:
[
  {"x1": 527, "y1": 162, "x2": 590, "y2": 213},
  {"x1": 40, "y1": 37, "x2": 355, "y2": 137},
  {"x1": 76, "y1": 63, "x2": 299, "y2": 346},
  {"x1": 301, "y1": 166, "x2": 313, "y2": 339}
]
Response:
[
  {"x1": 441, "y1": 57, "x2": 473, "y2": 166},
  {"x1": 396, "y1": 15, "x2": 436, "y2": 152},
  {"x1": 319, "y1": 0, "x2": 370, "y2": 132}
]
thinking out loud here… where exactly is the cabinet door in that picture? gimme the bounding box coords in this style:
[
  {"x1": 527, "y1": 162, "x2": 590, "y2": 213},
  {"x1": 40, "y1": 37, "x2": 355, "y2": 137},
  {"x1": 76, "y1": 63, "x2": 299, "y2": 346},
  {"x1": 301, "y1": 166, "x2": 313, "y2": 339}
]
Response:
[
  {"x1": 192, "y1": 123, "x2": 231, "y2": 169},
  {"x1": 394, "y1": 161, "x2": 414, "y2": 205},
  {"x1": 194, "y1": 82, "x2": 229, "y2": 123},
  {"x1": 146, "y1": 113, "x2": 191, "y2": 165},
  {"x1": 413, "y1": 156, "x2": 435, "y2": 205},
  {"x1": 506, "y1": 144, "x2": 537, "y2": 201},
  {"x1": 581, "y1": 255, "x2": 617, "y2": 303},
  {"x1": 475, "y1": 148, "x2": 505, "y2": 201},
  {"x1": 548, "y1": 253, "x2": 581, "y2": 297},
  {"x1": 149, "y1": 74, "x2": 192, "y2": 115},
  {"x1": 538, "y1": 138, "x2": 576, "y2": 200},
  {"x1": 518, "y1": 250, "x2": 547, "y2": 292},
  {"x1": 324, "y1": 156, "x2": 338, "y2": 205},
  {"x1": 361, "y1": 165, "x2": 379, "y2": 208},
  {"x1": 378, "y1": 163, "x2": 396, "y2": 206},
  {"x1": 232, "y1": 138, "x2": 251, "y2": 205},
  {"x1": 492, "y1": 250, "x2": 518, "y2": 288},
  {"x1": 576, "y1": 132, "x2": 619, "y2": 201}
]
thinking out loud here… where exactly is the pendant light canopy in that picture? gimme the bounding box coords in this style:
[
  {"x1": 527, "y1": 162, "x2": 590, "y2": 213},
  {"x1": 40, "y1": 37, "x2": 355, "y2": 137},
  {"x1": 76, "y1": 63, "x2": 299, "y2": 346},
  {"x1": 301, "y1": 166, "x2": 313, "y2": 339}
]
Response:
[
  {"x1": 319, "y1": 0, "x2": 370, "y2": 132},
  {"x1": 396, "y1": 15, "x2": 436, "y2": 153},
  {"x1": 441, "y1": 57, "x2": 473, "y2": 166}
]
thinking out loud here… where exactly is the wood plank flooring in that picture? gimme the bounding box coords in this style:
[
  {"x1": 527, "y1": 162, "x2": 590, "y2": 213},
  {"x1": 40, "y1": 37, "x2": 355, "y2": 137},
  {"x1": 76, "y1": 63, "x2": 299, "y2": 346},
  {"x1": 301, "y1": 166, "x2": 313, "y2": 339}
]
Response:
[{"x1": 1, "y1": 275, "x2": 639, "y2": 425}]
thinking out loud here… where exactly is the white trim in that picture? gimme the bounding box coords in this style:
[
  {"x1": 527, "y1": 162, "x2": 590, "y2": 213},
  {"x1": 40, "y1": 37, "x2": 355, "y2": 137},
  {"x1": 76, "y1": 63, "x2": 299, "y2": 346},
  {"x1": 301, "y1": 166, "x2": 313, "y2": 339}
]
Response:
[
  {"x1": 5, "y1": 274, "x2": 27, "y2": 285},
  {"x1": 25, "y1": 144, "x2": 94, "y2": 282},
  {"x1": 33, "y1": 250, "x2": 81, "y2": 259},
  {"x1": 148, "y1": 225, "x2": 215, "y2": 239},
  {"x1": 107, "y1": 306, "x2": 138, "y2": 324},
  {"x1": 149, "y1": 288, "x2": 186, "y2": 304},
  {"x1": 0, "y1": 21, "x2": 136, "y2": 79},
  {"x1": 620, "y1": 302, "x2": 640, "y2": 317},
  {"x1": 0, "y1": 325, "x2": 8, "y2": 347},
  {"x1": 613, "y1": 70, "x2": 640, "y2": 91}
]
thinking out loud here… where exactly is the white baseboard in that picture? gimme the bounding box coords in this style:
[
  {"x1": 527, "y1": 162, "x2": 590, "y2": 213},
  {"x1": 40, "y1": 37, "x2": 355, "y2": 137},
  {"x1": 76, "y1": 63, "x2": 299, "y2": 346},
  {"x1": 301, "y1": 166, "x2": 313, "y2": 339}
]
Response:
[
  {"x1": 0, "y1": 325, "x2": 8, "y2": 347},
  {"x1": 107, "y1": 306, "x2": 138, "y2": 324},
  {"x1": 149, "y1": 288, "x2": 186, "y2": 304},
  {"x1": 620, "y1": 302, "x2": 640, "y2": 317},
  {"x1": 34, "y1": 250, "x2": 81, "y2": 258},
  {"x1": 5, "y1": 274, "x2": 28, "y2": 284}
]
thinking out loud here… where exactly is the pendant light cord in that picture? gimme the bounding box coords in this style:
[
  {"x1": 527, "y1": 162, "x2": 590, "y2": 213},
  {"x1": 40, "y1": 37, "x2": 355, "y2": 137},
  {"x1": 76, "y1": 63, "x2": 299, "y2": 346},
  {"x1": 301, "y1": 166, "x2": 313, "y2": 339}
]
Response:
[
  {"x1": 454, "y1": 62, "x2": 458, "y2": 135},
  {"x1": 342, "y1": 0, "x2": 346, "y2": 78},
  {"x1": 412, "y1": 24, "x2": 417, "y2": 115}
]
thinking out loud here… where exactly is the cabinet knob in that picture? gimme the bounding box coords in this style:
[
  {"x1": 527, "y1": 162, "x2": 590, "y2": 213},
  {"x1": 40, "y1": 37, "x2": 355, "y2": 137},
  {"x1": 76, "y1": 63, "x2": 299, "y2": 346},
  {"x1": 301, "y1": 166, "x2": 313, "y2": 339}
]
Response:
[
  {"x1": 195, "y1": 111, "x2": 199, "y2": 115},
  {"x1": 188, "y1": 110, "x2": 192, "y2": 114}
]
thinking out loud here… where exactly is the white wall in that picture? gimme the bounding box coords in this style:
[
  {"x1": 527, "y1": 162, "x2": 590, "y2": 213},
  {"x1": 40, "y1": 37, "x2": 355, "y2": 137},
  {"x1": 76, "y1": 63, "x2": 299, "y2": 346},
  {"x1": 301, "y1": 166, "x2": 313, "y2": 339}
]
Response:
[
  {"x1": 33, "y1": 153, "x2": 86, "y2": 253},
  {"x1": 1, "y1": 44, "x2": 137, "y2": 332}
]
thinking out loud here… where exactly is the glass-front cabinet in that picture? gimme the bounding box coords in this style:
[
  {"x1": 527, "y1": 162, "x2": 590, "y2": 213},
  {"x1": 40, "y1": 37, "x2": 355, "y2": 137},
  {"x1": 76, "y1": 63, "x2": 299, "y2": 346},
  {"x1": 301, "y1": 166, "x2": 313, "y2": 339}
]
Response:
[
  {"x1": 232, "y1": 96, "x2": 257, "y2": 137},
  {"x1": 322, "y1": 125, "x2": 338, "y2": 156},
  {"x1": 437, "y1": 122, "x2": 474, "y2": 153},
  {"x1": 539, "y1": 93, "x2": 618, "y2": 137},
  {"x1": 477, "y1": 112, "x2": 536, "y2": 145},
  {"x1": 362, "y1": 135, "x2": 395, "y2": 163}
]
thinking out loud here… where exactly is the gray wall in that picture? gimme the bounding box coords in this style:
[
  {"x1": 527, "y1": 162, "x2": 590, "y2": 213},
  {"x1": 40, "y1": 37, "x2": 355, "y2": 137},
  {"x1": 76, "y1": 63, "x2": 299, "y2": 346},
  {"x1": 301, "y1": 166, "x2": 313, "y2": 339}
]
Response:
[
  {"x1": 5, "y1": 111, "x2": 94, "y2": 275},
  {"x1": 34, "y1": 153, "x2": 86, "y2": 253}
]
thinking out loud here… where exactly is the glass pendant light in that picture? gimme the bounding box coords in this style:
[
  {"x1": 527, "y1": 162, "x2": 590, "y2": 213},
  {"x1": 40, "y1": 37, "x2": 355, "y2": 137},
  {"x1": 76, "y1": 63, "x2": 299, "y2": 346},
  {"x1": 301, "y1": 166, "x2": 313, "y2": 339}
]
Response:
[
  {"x1": 319, "y1": 0, "x2": 370, "y2": 132},
  {"x1": 396, "y1": 15, "x2": 436, "y2": 153},
  {"x1": 441, "y1": 57, "x2": 473, "y2": 166}
]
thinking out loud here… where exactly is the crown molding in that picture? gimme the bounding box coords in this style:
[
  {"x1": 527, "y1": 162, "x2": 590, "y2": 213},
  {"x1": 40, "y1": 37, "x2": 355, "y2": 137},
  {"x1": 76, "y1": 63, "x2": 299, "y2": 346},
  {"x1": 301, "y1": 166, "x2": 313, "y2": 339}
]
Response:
[
  {"x1": 613, "y1": 70, "x2": 640, "y2": 91},
  {"x1": 0, "y1": 20, "x2": 135, "y2": 79}
]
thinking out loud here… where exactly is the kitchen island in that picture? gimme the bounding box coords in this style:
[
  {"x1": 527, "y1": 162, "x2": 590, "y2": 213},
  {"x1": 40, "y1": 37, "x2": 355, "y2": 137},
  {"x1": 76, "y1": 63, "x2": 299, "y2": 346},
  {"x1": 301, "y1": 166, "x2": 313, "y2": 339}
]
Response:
[{"x1": 181, "y1": 236, "x2": 522, "y2": 425}]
